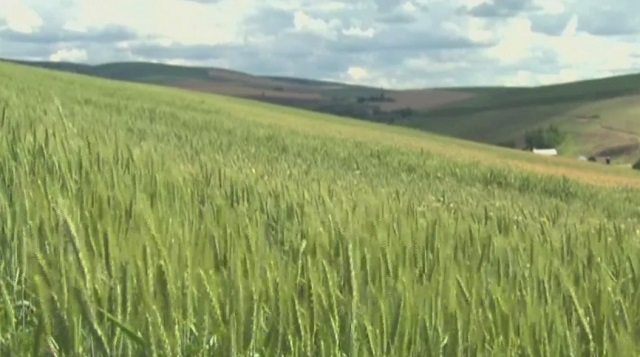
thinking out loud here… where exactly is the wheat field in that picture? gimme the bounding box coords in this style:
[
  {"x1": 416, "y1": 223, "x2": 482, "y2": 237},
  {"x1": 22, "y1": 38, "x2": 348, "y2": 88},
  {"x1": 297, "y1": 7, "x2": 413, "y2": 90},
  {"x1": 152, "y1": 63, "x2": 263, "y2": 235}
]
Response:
[{"x1": 0, "y1": 62, "x2": 639, "y2": 356}]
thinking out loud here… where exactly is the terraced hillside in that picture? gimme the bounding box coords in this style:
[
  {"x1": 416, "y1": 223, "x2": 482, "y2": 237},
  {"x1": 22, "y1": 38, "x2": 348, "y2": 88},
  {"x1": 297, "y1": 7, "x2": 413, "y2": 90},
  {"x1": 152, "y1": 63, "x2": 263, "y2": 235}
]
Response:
[{"x1": 1, "y1": 61, "x2": 639, "y2": 356}]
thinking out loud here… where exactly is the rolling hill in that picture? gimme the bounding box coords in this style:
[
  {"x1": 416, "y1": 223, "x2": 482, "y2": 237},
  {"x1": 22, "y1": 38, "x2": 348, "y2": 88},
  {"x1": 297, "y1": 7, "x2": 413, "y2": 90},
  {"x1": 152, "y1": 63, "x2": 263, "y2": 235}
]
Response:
[
  {"x1": 7, "y1": 58, "x2": 640, "y2": 164},
  {"x1": 1, "y1": 60, "x2": 640, "y2": 355},
  {"x1": 2, "y1": 58, "x2": 473, "y2": 112},
  {"x1": 405, "y1": 72, "x2": 640, "y2": 161}
]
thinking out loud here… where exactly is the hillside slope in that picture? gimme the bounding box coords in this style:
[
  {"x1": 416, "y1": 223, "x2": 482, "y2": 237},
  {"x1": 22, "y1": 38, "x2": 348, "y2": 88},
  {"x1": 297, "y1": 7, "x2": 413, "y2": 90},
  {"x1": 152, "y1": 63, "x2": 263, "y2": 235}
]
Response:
[
  {"x1": 3, "y1": 58, "x2": 474, "y2": 113},
  {"x1": 7, "y1": 58, "x2": 640, "y2": 163},
  {"x1": 1, "y1": 61, "x2": 640, "y2": 355},
  {"x1": 404, "y1": 73, "x2": 640, "y2": 162}
]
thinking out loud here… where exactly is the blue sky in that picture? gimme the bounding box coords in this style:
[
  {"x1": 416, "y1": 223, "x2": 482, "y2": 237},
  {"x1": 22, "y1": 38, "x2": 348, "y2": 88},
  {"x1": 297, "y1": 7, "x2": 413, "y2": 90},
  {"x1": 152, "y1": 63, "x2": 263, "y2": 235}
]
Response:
[{"x1": 1, "y1": 0, "x2": 639, "y2": 88}]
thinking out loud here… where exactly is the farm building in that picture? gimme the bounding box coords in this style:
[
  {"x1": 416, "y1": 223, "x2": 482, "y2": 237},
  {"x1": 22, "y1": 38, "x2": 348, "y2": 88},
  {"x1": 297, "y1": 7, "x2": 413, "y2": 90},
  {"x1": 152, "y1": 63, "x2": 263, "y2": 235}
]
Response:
[{"x1": 532, "y1": 148, "x2": 558, "y2": 156}]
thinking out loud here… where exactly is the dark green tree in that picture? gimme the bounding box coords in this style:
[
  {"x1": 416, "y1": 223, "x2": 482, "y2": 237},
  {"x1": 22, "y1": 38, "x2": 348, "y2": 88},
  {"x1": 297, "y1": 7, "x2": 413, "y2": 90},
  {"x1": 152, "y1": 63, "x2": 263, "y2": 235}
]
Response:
[{"x1": 524, "y1": 124, "x2": 566, "y2": 149}]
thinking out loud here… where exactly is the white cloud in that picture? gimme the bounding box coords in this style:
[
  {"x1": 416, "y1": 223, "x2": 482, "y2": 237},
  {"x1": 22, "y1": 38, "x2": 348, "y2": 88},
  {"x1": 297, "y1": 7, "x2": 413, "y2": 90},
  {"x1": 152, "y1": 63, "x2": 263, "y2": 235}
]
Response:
[
  {"x1": 533, "y1": 0, "x2": 566, "y2": 14},
  {"x1": 49, "y1": 48, "x2": 88, "y2": 62},
  {"x1": 461, "y1": 0, "x2": 485, "y2": 7},
  {"x1": 292, "y1": 10, "x2": 340, "y2": 38},
  {"x1": 476, "y1": 12, "x2": 640, "y2": 85},
  {"x1": 342, "y1": 26, "x2": 375, "y2": 38},
  {"x1": 347, "y1": 66, "x2": 368, "y2": 80},
  {"x1": 462, "y1": 17, "x2": 496, "y2": 43},
  {"x1": 561, "y1": 14, "x2": 577, "y2": 36},
  {"x1": 0, "y1": 0, "x2": 43, "y2": 33},
  {"x1": 62, "y1": 21, "x2": 87, "y2": 33},
  {"x1": 400, "y1": 2, "x2": 419, "y2": 13},
  {"x1": 1, "y1": 0, "x2": 639, "y2": 88},
  {"x1": 484, "y1": 17, "x2": 536, "y2": 65},
  {"x1": 404, "y1": 56, "x2": 470, "y2": 73},
  {"x1": 311, "y1": 2, "x2": 349, "y2": 12},
  {"x1": 69, "y1": 0, "x2": 254, "y2": 45}
]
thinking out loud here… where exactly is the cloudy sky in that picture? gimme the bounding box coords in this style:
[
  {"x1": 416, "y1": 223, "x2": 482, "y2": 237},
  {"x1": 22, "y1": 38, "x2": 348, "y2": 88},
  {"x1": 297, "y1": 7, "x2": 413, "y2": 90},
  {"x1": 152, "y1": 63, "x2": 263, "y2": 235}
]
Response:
[{"x1": 1, "y1": 0, "x2": 639, "y2": 88}]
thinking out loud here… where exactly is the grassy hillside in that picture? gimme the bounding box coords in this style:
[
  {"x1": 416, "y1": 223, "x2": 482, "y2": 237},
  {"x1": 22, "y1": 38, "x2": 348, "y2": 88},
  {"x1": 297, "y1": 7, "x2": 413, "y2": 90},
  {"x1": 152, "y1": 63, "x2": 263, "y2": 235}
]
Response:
[
  {"x1": 405, "y1": 73, "x2": 640, "y2": 162},
  {"x1": 4, "y1": 58, "x2": 472, "y2": 106},
  {"x1": 7, "y1": 58, "x2": 640, "y2": 163},
  {"x1": 3, "y1": 58, "x2": 476, "y2": 118},
  {"x1": 1, "y1": 61, "x2": 640, "y2": 355}
]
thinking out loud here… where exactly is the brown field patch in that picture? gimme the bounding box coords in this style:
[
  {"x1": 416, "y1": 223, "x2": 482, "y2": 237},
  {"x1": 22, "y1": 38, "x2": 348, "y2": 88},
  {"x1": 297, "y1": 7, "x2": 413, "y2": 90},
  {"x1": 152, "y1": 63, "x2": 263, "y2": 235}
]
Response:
[
  {"x1": 174, "y1": 80, "x2": 324, "y2": 100},
  {"x1": 573, "y1": 123, "x2": 640, "y2": 161},
  {"x1": 244, "y1": 96, "x2": 321, "y2": 107},
  {"x1": 206, "y1": 68, "x2": 259, "y2": 82},
  {"x1": 205, "y1": 69, "x2": 342, "y2": 92},
  {"x1": 593, "y1": 141, "x2": 640, "y2": 158}
]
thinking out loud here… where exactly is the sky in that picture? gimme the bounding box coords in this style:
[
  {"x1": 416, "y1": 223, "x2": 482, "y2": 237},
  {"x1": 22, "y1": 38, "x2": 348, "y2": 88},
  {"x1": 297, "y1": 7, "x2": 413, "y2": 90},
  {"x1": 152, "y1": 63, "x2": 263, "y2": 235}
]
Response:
[{"x1": 1, "y1": 0, "x2": 639, "y2": 89}]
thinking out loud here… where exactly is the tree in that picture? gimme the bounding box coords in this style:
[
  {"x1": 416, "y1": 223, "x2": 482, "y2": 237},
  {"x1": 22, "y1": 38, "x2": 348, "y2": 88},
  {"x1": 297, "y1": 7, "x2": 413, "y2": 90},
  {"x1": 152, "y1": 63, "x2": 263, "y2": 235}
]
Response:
[
  {"x1": 524, "y1": 124, "x2": 566, "y2": 149},
  {"x1": 632, "y1": 158, "x2": 640, "y2": 171}
]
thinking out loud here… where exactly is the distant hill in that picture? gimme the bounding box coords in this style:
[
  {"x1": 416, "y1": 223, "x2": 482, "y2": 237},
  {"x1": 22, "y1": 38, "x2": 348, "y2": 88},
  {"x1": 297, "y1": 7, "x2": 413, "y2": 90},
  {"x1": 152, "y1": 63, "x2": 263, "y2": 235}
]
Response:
[
  {"x1": 3, "y1": 59, "x2": 472, "y2": 111},
  {"x1": 403, "y1": 72, "x2": 640, "y2": 162},
  {"x1": 4, "y1": 58, "x2": 640, "y2": 163}
]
